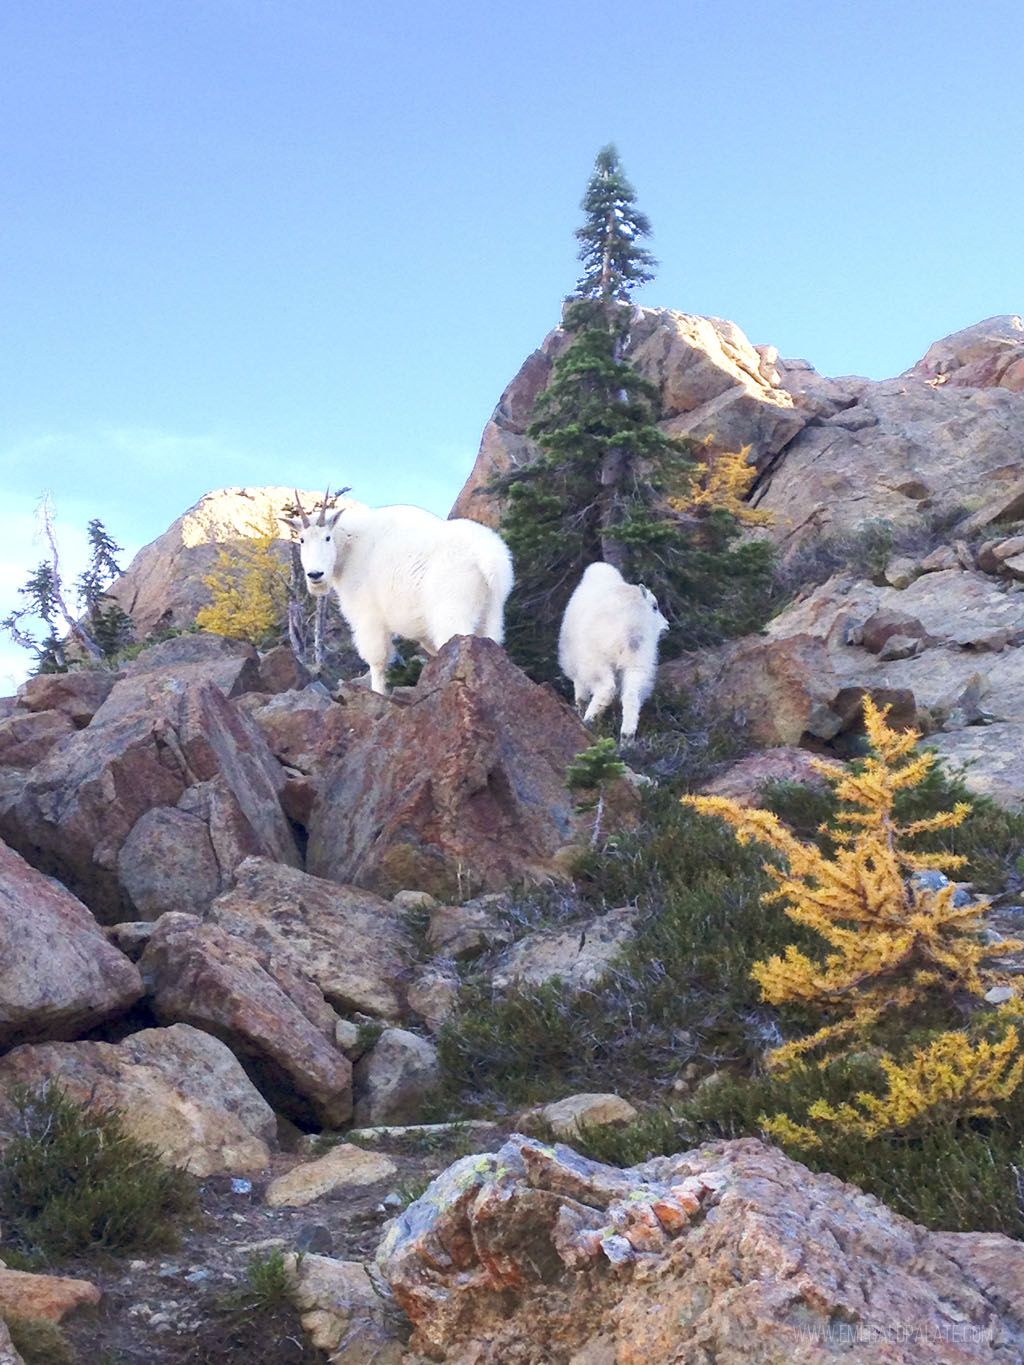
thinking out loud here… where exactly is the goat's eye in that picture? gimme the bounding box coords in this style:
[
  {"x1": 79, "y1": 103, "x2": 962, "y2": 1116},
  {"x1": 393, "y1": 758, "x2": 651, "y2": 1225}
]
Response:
[
  {"x1": 299, "y1": 536, "x2": 304, "y2": 544},
  {"x1": 325, "y1": 534, "x2": 331, "y2": 542}
]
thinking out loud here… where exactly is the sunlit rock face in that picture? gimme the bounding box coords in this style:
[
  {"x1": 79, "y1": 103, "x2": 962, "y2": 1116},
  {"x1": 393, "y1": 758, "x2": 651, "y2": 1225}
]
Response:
[{"x1": 105, "y1": 485, "x2": 361, "y2": 638}]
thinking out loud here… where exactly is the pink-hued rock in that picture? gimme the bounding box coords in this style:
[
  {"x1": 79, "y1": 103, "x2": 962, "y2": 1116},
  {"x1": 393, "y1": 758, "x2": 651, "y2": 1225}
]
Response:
[
  {"x1": 662, "y1": 633, "x2": 842, "y2": 747},
  {"x1": 139, "y1": 912, "x2": 352, "y2": 1127},
  {"x1": 209, "y1": 856, "x2": 415, "y2": 1021},
  {"x1": 307, "y1": 636, "x2": 626, "y2": 898},
  {"x1": 0, "y1": 1268, "x2": 101, "y2": 1323},
  {"x1": 905, "y1": 315, "x2": 1024, "y2": 390},
  {"x1": 0, "y1": 1024, "x2": 276, "y2": 1176},
  {"x1": 0, "y1": 677, "x2": 298, "y2": 923},
  {"x1": 16, "y1": 670, "x2": 118, "y2": 727},
  {"x1": 378, "y1": 1135, "x2": 1024, "y2": 1363},
  {"x1": 244, "y1": 688, "x2": 351, "y2": 775},
  {"x1": 698, "y1": 746, "x2": 832, "y2": 807},
  {"x1": 0, "y1": 837, "x2": 142, "y2": 1048},
  {"x1": 0, "y1": 709, "x2": 75, "y2": 769},
  {"x1": 256, "y1": 644, "x2": 311, "y2": 694}
]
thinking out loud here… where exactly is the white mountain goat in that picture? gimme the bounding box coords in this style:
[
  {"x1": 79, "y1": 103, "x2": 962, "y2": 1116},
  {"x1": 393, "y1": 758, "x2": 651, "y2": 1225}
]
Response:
[
  {"x1": 282, "y1": 493, "x2": 514, "y2": 694},
  {"x1": 558, "y1": 561, "x2": 669, "y2": 742}
]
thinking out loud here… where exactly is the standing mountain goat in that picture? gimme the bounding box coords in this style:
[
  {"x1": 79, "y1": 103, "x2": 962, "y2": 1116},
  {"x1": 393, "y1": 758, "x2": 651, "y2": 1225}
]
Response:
[
  {"x1": 558, "y1": 562, "x2": 669, "y2": 742},
  {"x1": 282, "y1": 493, "x2": 514, "y2": 694}
]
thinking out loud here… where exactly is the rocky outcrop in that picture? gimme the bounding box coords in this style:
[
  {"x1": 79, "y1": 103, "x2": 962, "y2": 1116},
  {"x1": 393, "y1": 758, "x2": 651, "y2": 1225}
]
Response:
[
  {"x1": 0, "y1": 1024, "x2": 277, "y2": 1175},
  {"x1": 208, "y1": 856, "x2": 415, "y2": 1021},
  {"x1": 139, "y1": 912, "x2": 352, "y2": 1128},
  {"x1": 378, "y1": 1134, "x2": 1024, "y2": 1363},
  {"x1": 0, "y1": 641, "x2": 299, "y2": 923},
  {"x1": 307, "y1": 635, "x2": 622, "y2": 898},
  {"x1": 0, "y1": 838, "x2": 142, "y2": 1048},
  {"x1": 452, "y1": 308, "x2": 805, "y2": 526},
  {"x1": 905, "y1": 315, "x2": 1024, "y2": 390}
]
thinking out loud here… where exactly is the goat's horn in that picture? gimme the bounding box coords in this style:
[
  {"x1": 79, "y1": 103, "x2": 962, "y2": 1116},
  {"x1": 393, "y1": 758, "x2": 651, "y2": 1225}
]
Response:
[
  {"x1": 318, "y1": 485, "x2": 330, "y2": 526},
  {"x1": 293, "y1": 490, "x2": 310, "y2": 528}
]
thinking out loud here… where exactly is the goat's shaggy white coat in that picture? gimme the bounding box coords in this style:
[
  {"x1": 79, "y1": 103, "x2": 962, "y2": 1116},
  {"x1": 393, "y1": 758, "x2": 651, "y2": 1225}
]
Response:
[
  {"x1": 558, "y1": 562, "x2": 669, "y2": 741},
  {"x1": 284, "y1": 500, "x2": 514, "y2": 694}
]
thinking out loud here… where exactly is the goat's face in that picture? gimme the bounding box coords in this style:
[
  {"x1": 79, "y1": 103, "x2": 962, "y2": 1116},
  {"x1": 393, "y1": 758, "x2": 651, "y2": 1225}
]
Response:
[
  {"x1": 639, "y1": 585, "x2": 670, "y2": 637},
  {"x1": 281, "y1": 506, "x2": 344, "y2": 597}
]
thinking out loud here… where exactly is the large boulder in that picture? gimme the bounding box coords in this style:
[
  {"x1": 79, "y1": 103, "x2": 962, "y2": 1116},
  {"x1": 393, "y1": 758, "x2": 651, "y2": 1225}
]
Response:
[
  {"x1": 378, "y1": 1134, "x2": 1024, "y2": 1363},
  {"x1": 0, "y1": 673, "x2": 299, "y2": 924},
  {"x1": 15, "y1": 670, "x2": 119, "y2": 727},
  {"x1": 661, "y1": 633, "x2": 843, "y2": 747},
  {"x1": 307, "y1": 636, "x2": 617, "y2": 898},
  {"x1": 759, "y1": 568, "x2": 1024, "y2": 805},
  {"x1": 139, "y1": 912, "x2": 352, "y2": 1127},
  {"x1": 0, "y1": 838, "x2": 142, "y2": 1048},
  {"x1": 208, "y1": 856, "x2": 415, "y2": 1021},
  {"x1": 0, "y1": 1024, "x2": 276, "y2": 1175}
]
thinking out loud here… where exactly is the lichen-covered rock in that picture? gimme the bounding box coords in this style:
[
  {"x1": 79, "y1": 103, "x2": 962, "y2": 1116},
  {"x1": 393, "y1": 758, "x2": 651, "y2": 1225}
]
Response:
[{"x1": 378, "y1": 1135, "x2": 1024, "y2": 1363}]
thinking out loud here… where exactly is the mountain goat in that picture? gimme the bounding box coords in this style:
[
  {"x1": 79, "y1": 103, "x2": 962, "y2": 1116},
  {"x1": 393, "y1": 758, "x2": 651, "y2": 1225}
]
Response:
[
  {"x1": 558, "y1": 562, "x2": 669, "y2": 742},
  {"x1": 282, "y1": 493, "x2": 514, "y2": 694}
]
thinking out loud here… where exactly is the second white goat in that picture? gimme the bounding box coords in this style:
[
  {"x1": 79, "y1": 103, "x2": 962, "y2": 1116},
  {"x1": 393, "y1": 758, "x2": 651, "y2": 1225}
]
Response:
[
  {"x1": 558, "y1": 561, "x2": 669, "y2": 741},
  {"x1": 283, "y1": 494, "x2": 514, "y2": 694}
]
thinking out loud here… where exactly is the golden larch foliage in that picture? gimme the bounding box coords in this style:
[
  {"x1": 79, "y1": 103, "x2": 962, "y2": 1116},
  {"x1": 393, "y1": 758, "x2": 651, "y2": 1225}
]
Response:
[
  {"x1": 669, "y1": 444, "x2": 771, "y2": 526},
  {"x1": 195, "y1": 514, "x2": 290, "y2": 647},
  {"x1": 684, "y1": 697, "x2": 1021, "y2": 1068},
  {"x1": 762, "y1": 1021, "x2": 1024, "y2": 1148}
]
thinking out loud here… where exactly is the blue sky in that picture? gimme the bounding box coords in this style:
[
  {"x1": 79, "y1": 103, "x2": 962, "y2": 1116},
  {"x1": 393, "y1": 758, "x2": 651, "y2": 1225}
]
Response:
[{"x1": 2, "y1": 0, "x2": 1022, "y2": 688}]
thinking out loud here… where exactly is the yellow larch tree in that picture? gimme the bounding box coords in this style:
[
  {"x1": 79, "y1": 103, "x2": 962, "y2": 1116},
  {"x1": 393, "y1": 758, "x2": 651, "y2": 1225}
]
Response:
[
  {"x1": 684, "y1": 697, "x2": 1022, "y2": 1070},
  {"x1": 669, "y1": 443, "x2": 772, "y2": 527},
  {"x1": 195, "y1": 513, "x2": 290, "y2": 647}
]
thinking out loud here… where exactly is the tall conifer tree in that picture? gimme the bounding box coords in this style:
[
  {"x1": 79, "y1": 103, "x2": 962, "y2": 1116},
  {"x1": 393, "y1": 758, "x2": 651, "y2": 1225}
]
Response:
[{"x1": 498, "y1": 145, "x2": 772, "y2": 682}]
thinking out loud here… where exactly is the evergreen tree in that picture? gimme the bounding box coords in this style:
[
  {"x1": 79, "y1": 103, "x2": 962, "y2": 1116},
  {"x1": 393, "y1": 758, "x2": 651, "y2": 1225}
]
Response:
[
  {"x1": 497, "y1": 145, "x2": 773, "y2": 683},
  {"x1": 1, "y1": 497, "x2": 131, "y2": 670}
]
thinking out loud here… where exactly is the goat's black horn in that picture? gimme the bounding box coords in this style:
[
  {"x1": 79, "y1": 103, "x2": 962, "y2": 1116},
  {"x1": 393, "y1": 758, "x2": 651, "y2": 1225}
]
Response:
[
  {"x1": 294, "y1": 490, "x2": 310, "y2": 528},
  {"x1": 317, "y1": 485, "x2": 331, "y2": 526}
]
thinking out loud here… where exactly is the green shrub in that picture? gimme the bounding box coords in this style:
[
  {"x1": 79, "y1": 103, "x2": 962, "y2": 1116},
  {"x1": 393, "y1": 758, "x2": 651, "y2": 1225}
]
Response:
[
  {"x1": 6, "y1": 1314, "x2": 76, "y2": 1365},
  {"x1": 0, "y1": 1083, "x2": 198, "y2": 1262},
  {"x1": 435, "y1": 794, "x2": 814, "y2": 1111}
]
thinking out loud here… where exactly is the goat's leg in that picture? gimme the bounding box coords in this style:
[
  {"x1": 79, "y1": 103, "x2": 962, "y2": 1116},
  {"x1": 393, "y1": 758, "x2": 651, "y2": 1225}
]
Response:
[
  {"x1": 581, "y1": 671, "x2": 616, "y2": 726},
  {"x1": 573, "y1": 680, "x2": 592, "y2": 717},
  {"x1": 619, "y1": 667, "x2": 648, "y2": 742},
  {"x1": 352, "y1": 624, "x2": 393, "y2": 695}
]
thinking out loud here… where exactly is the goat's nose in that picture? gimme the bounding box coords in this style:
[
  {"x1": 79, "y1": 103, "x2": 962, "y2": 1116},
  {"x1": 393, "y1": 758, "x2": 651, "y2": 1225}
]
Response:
[{"x1": 307, "y1": 570, "x2": 324, "y2": 582}]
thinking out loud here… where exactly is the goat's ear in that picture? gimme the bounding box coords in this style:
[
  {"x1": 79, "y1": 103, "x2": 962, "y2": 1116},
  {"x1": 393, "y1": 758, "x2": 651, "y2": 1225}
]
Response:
[
  {"x1": 327, "y1": 507, "x2": 345, "y2": 529},
  {"x1": 280, "y1": 516, "x2": 301, "y2": 533}
]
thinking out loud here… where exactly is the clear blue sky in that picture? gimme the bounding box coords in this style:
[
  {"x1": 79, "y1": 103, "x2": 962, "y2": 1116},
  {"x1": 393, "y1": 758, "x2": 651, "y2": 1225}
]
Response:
[{"x1": 2, "y1": 0, "x2": 1022, "y2": 687}]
